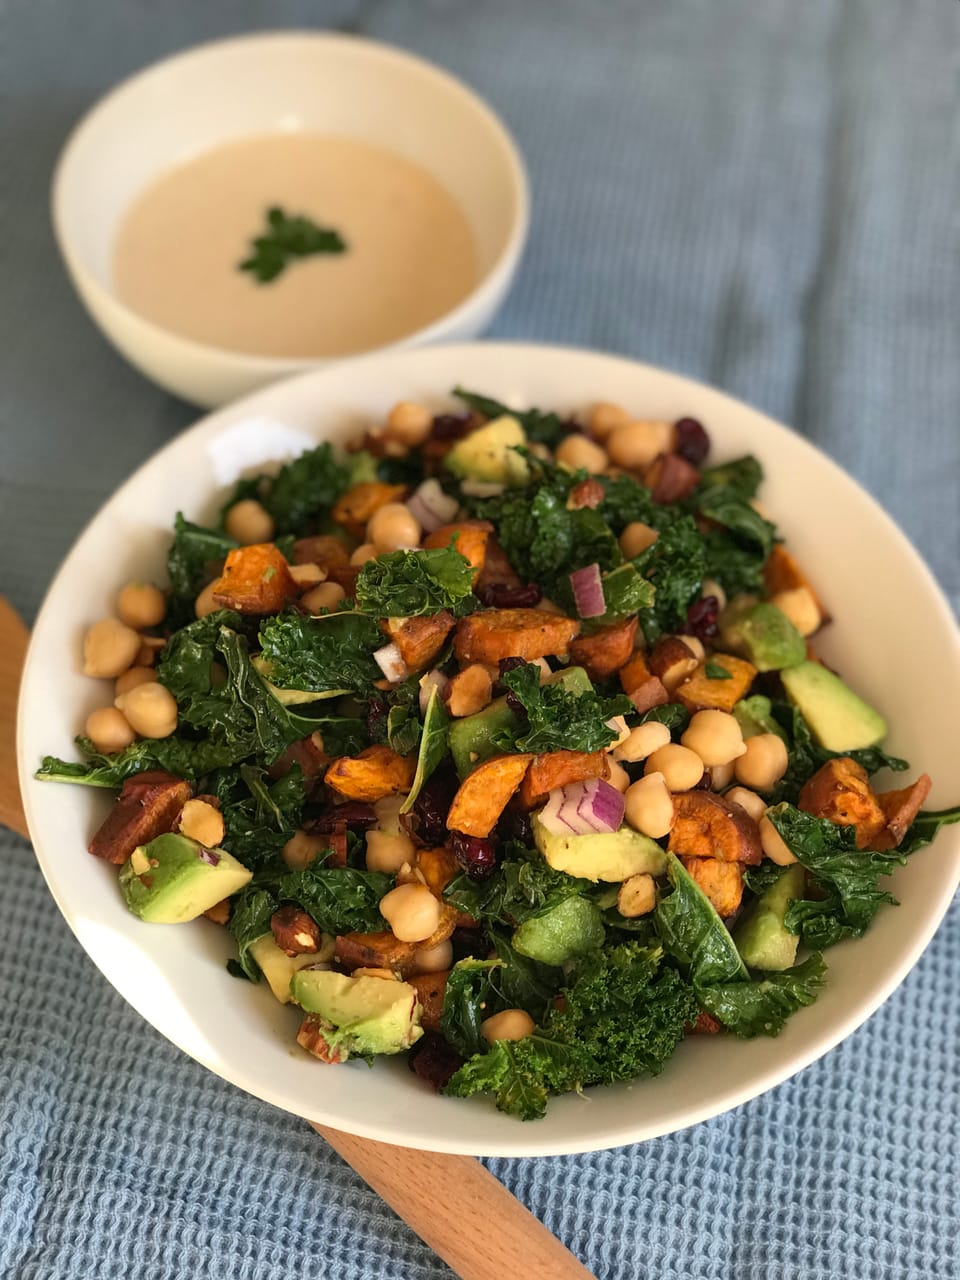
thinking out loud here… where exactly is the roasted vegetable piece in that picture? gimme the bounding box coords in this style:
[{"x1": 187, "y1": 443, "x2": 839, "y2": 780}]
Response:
[
  {"x1": 292, "y1": 534, "x2": 351, "y2": 569},
  {"x1": 798, "y1": 757, "x2": 886, "y2": 849},
  {"x1": 203, "y1": 898, "x2": 232, "y2": 925},
  {"x1": 331, "y1": 482, "x2": 407, "y2": 540},
  {"x1": 88, "y1": 770, "x2": 193, "y2": 865},
  {"x1": 422, "y1": 520, "x2": 492, "y2": 579},
  {"x1": 446, "y1": 752, "x2": 534, "y2": 837},
  {"x1": 381, "y1": 612, "x2": 455, "y2": 670},
  {"x1": 325, "y1": 745, "x2": 417, "y2": 801},
  {"x1": 569, "y1": 617, "x2": 639, "y2": 681},
  {"x1": 675, "y1": 653, "x2": 757, "y2": 713},
  {"x1": 873, "y1": 774, "x2": 933, "y2": 849},
  {"x1": 763, "y1": 545, "x2": 830, "y2": 620},
  {"x1": 454, "y1": 608, "x2": 580, "y2": 665},
  {"x1": 680, "y1": 857, "x2": 744, "y2": 917},
  {"x1": 414, "y1": 846, "x2": 476, "y2": 927},
  {"x1": 519, "y1": 749, "x2": 611, "y2": 809},
  {"x1": 268, "y1": 732, "x2": 329, "y2": 781},
  {"x1": 211, "y1": 544, "x2": 297, "y2": 614},
  {"x1": 668, "y1": 791, "x2": 763, "y2": 865},
  {"x1": 687, "y1": 1009, "x2": 724, "y2": 1035},
  {"x1": 474, "y1": 532, "x2": 522, "y2": 593},
  {"x1": 335, "y1": 930, "x2": 418, "y2": 976},
  {"x1": 408, "y1": 970, "x2": 451, "y2": 1033}
]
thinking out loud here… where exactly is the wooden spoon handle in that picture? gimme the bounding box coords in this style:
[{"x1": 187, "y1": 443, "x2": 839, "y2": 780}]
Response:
[{"x1": 314, "y1": 1124, "x2": 594, "y2": 1279}]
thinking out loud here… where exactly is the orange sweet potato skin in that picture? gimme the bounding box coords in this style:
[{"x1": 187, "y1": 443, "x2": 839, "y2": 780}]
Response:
[
  {"x1": 570, "y1": 617, "x2": 639, "y2": 681},
  {"x1": 335, "y1": 931, "x2": 418, "y2": 976},
  {"x1": 798, "y1": 758, "x2": 886, "y2": 849},
  {"x1": 474, "y1": 532, "x2": 522, "y2": 593},
  {"x1": 408, "y1": 970, "x2": 450, "y2": 1033},
  {"x1": 414, "y1": 847, "x2": 475, "y2": 928},
  {"x1": 331, "y1": 482, "x2": 407, "y2": 540},
  {"x1": 446, "y1": 752, "x2": 533, "y2": 837},
  {"x1": 211, "y1": 544, "x2": 296, "y2": 614},
  {"x1": 325, "y1": 745, "x2": 416, "y2": 801},
  {"x1": 454, "y1": 609, "x2": 580, "y2": 665},
  {"x1": 873, "y1": 775, "x2": 932, "y2": 849},
  {"x1": 423, "y1": 521, "x2": 492, "y2": 579},
  {"x1": 382, "y1": 612, "x2": 455, "y2": 670},
  {"x1": 764, "y1": 545, "x2": 830, "y2": 621},
  {"x1": 519, "y1": 750, "x2": 611, "y2": 808},
  {"x1": 88, "y1": 771, "x2": 193, "y2": 865},
  {"x1": 668, "y1": 791, "x2": 763, "y2": 865},
  {"x1": 681, "y1": 857, "x2": 744, "y2": 917},
  {"x1": 676, "y1": 654, "x2": 757, "y2": 713}
]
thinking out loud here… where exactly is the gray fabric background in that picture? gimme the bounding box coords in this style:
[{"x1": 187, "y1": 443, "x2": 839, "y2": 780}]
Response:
[{"x1": 1, "y1": 2, "x2": 958, "y2": 1278}]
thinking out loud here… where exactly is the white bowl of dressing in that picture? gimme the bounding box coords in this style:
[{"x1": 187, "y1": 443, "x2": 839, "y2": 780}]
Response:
[{"x1": 52, "y1": 31, "x2": 529, "y2": 407}]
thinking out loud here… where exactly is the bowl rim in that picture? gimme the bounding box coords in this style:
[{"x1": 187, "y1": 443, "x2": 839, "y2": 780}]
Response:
[
  {"x1": 50, "y1": 29, "x2": 530, "y2": 373},
  {"x1": 17, "y1": 341, "x2": 960, "y2": 1156}
]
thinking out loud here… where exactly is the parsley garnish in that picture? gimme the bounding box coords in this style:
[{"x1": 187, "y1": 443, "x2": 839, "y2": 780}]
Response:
[
  {"x1": 239, "y1": 206, "x2": 347, "y2": 283},
  {"x1": 705, "y1": 661, "x2": 732, "y2": 679}
]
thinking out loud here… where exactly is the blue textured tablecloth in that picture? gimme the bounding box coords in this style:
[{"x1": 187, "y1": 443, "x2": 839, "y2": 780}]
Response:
[{"x1": 2, "y1": 3, "x2": 958, "y2": 1277}]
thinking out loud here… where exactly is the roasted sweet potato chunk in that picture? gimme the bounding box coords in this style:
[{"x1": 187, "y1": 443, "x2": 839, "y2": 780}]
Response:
[
  {"x1": 681, "y1": 857, "x2": 744, "y2": 917},
  {"x1": 268, "y1": 732, "x2": 329, "y2": 782},
  {"x1": 382, "y1": 612, "x2": 455, "y2": 670},
  {"x1": 292, "y1": 534, "x2": 351, "y2": 569},
  {"x1": 763, "y1": 545, "x2": 830, "y2": 621},
  {"x1": 676, "y1": 654, "x2": 757, "y2": 713},
  {"x1": 620, "y1": 651, "x2": 653, "y2": 695},
  {"x1": 423, "y1": 520, "x2": 492, "y2": 579},
  {"x1": 446, "y1": 752, "x2": 533, "y2": 837},
  {"x1": 414, "y1": 847, "x2": 475, "y2": 927},
  {"x1": 325, "y1": 745, "x2": 416, "y2": 801},
  {"x1": 570, "y1": 617, "x2": 639, "y2": 681},
  {"x1": 798, "y1": 758, "x2": 886, "y2": 849},
  {"x1": 203, "y1": 898, "x2": 232, "y2": 926},
  {"x1": 454, "y1": 609, "x2": 579, "y2": 665},
  {"x1": 873, "y1": 774, "x2": 932, "y2": 849},
  {"x1": 648, "y1": 635, "x2": 700, "y2": 692},
  {"x1": 211, "y1": 544, "x2": 296, "y2": 615},
  {"x1": 474, "y1": 532, "x2": 522, "y2": 593},
  {"x1": 409, "y1": 970, "x2": 450, "y2": 1033},
  {"x1": 668, "y1": 791, "x2": 763, "y2": 865},
  {"x1": 88, "y1": 770, "x2": 193, "y2": 865},
  {"x1": 331, "y1": 482, "x2": 407, "y2": 540},
  {"x1": 335, "y1": 930, "x2": 418, "y2": 976},
  {"x1": 620, "y1": 650, "x2": 671, "y2": 713},
  {"x1": 519, "y1": 750, "x2": 611, "y2": 808}
]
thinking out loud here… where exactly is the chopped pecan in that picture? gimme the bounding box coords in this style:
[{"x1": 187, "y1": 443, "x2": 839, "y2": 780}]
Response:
[
  {"x1": 566, "y1": 477, "x2": 605, "y2": 510},
  {"x1": 271, "y1": 906, "x2": 323, "y2": 956},
  {"x1": 297, "y1": 1014, "x2": 349, "y2": 1063}
]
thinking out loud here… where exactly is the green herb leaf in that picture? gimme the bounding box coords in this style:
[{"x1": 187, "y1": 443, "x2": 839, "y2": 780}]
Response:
[
  {"x1": 698, "y1": 953, "x2": 827, "y2": 1037},
  {"x1": 453, "y1": 387, "x2": 569, "y2": 448},
  {"x1": 705, "y1": 661, "x2": 732, "y2": 680},
  {"x1": 166, "y1": 514, "x2": 237, "y2": 622},
  {"x1": 355, "y1": 548, "x2": 477, "y2": 618},
  {"x1": 257, "y1": 610, "x2": 384, "y2": 696},
  {"x1": 227, "y1": 887, "x2": 277, "y2": 980},
  {"x1": 400, "y1": 687, "x2": 450, "y2": 813},
  {"x1": 279, "y1": 864, "x2": 393, "y2": 935},
  {"x1": 898, "y1": 805, "x2": 960, "y2": 855},
  {"x1": 654, "y1": 854, "x2": 748, "y2": 986},
  {"x1": 240, "y1": 206, "x2": 346, "y2": 284},
  {"x1": 495, "y1": 662, "x2": 632, "y2": 754}
]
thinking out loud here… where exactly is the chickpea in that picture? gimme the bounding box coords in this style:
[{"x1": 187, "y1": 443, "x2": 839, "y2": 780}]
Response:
[
  {"x1": 607, "y1": 421, "x2": 672, "y2": 470},
  {"x1": 617, "y1": 872, "x2": 657, "y2": 918},
  {"x1": 624, "y1": 772, "x2": 675, "y2": 838},
  {"x1": 116, "y1": 582, "x2": 166, "y2": 630},
  {"x1": 760, "y1": 815, "x2": 798, "y2": 866},
  {"x1": 114, "y1": 681, "x2": 178, "y2": 739},
  {"x1": 771, "y1": 587, "x2": 821, "y2": 638},
  {"x1": 301, "y1": 581, "x2": 346, "y2": 613},
  {"x1": 700, "y1": 578, "x2": 727, "y2": 612},
  {"x1": 379, "y1": 883, "x2": 442, "y2": 943},
  {"x1": 644, "y1": 743, "x2": 704, "y2": 792},
  {"x1": 288, "y1": 562, "x2": 326, "y2": 588},
  {"x1": 726, "y1": 787, "x2": 768, "y2": 822},
  {"x1": 367, "y1": 503, "x2": 421, "y2": 553},
  {"x1": 681, "y1": 710, "x2": 746, "y2": 767},
  {"x1": 606, "y1": 758, "x2": 631, "y2": 793},
  {"x1": 85, "y1": 706, "x2": 136, "y2": 754},
  {"x1": 365, "y1": 828, "x2": 417, "y2": 874},
  {"x1": 82, "y1": 618, "x2": 141, "y2": 679},
  {"x1": 349, "y1": 542, "x2": 379, "y2": 567},
  {"x1": 282, "y1": 828, "x2": 328, "y2": 871},
  {"x1": 195, "y1": 581, "x2": 220, "y2": 619},
  {"x1": 613, "y1": 720, "x2": 671, "y2": 763},
  {"x1": 588, "y1": 401, "x2": 630, "y2": 440},
  {"x1": 619, "y1": 521, "x2": 659, "y2": 559},
  {"x1": 179, "y1": 799, "x2": 225, "y2": 848},
  {"x1": 682, "y1": 636, "x2": 706, "y2": 661},
  {"x1": 735, "y1": 733, "x2": 789, "y2": 792},
  {"x1": 555, "y1": 434, "x2": 608, "y2": 474},
  {"x1": 114, "y1": 666, "x2": 155, "y2": 697},
  {"x1": 224, "y1": 498, "x2": 275, "y2": 545},
  {"x1": 386, "y1": 401, "x2": 432, "y2": 447},
  {"x1": 413, "y1": 939, "x2": 454, "y2": 974},
  {"x1": 481, "y1": 1009, "x2": 535, "y2": 1044},
  {"x1": 709, "y1": 761, "x2": 736, "y2": 790}
]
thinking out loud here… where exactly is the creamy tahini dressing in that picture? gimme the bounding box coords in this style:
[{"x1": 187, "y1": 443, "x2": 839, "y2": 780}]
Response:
[{"x1": 113, "y1": 134, "x2": 477, "y2": 358}]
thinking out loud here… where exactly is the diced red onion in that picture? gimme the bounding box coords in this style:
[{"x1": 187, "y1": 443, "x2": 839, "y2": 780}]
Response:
[
  {"x1": 197, "y1": 847, "x2": 221, "y2": 866},
  {"x1": 374, "y1": 642, "x2": 408, "y2": 683},
  {"x1": 406, "y1": 479, "x2": 460, "y2": 534},
  {"x1": 569, "y1": 563, "x2": 605, "y2": 619},
  {"x1": 538, "y1": 778, "x2": 625, "y2": 837},
  {"x1": 419, "y1": 668, "x2": 449, "y2": 714},
  {"x1": 460, "y1": 479, "x2": 505, "y2": 498}
]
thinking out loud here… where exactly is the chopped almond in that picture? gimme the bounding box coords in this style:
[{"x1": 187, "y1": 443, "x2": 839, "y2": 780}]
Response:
[{"x1": 444, "y1": 664, "x2": 494, "y2": 717}]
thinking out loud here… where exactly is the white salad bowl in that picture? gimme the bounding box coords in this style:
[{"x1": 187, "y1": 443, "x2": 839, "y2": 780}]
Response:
[
  {"x1": 51, "y1": 32, "x2": 528, "y2": 407},
  {"x1": 18, "y1": 343, "x2": 960, "y2": 1157}
]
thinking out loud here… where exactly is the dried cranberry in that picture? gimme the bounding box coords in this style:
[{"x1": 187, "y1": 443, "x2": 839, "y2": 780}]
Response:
[
  {"x1": 408, "y1": 1033, "x2": 464, "y2": 1091},
  {"x1": 498, "y1": 657, "x2": 529, "y2": 676},
  {"x1": 308, "y1": 802, "x2": 377, "y2": 834},
  {"x1": 366, "y1": 696, "x2": 389, "y2": 743},
  {"x1": 450, "y1": 830, "x2": 497, "y2": 878},
  {"x1": 498, "y1": 800, "x2": 533, "y2": 843},
  {"x1": 673, "y1": 417, "x2": 711, "y2": 466},
  {"x1": 431, "y1": 413, "x2": 473, "y2": 442},
  {"x1": 411, "y1": 770, "x2": 459, "y2": 845},
  {"x1": 476, "y1": 581, "x2": 543, "y2": 608},
  {"x1": 684, "y1": 595, "x2": 719, "y2": 642},
  {"x1": 450, "y1": 926, "x2": 489, "y2": 963}
]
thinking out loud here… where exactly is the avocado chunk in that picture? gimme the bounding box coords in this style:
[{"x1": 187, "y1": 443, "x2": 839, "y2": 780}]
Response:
[
  {"x1": 290, "y1": 970, "x2": 423, "y2": 1060},
  {"x1": 445, "y1": 414, "x2": 530, "y2": 486},
  {"x1": 449, "y1": 666, "x2": 594, "y2": 778},
  {"x1": 119, "y1": 833, "x2": 252, "y2": 923},
  {"x1": 721, "y1": 600, "x2": 806, "y2": 672},
  {"x1": 248, "y1": 933, "x2": 335, "y2": 1004},
  {"x1": 735, "y1": 863, "x2": 806, "y2": 971},
  {"x1": 532, "y1": 813, "x2": 666, "y2": 883},
  {"x1": 733, "y1": 694, "x2": 787, "y2": 741},
  {"x1": 780, "y1": 660, "x2": 887, "y2": 752},
  {"x1": 512, "y1": 896, "x2": 605, "y2": 966}
]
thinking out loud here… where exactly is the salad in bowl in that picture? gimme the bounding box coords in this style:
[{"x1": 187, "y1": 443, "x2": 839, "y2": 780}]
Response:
[{"x1": 37, "y1": 384, "x2": 956, "y2": 1122}]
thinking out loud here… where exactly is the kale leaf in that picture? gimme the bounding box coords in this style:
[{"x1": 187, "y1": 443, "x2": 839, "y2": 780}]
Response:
[
  {"x1": 166, "y1": 514, "x2": 237, "y2": 620},
  {"x1": 279, "y1": 864, "x2": 392, "y2": 936},
  {"x1": 208, "y1": 763, "x2": 305, "y2": 871},
  {"x1": 495, "y1": 662, "x2": 632, "y2": 754},
  {"x1": 654, "y1": 854, "x2": 748, "y2": 986},
  {"x1": 598, "y1": 474, "x2": 655, "y2": 533},
  {"x1": 444, "y1": 843, "x2": 593, "y2": 925},
  {"x1": 227, "y1": 887, "x2": 278, "y2": 980},
  {"x1": 257, "y1": 610, "x2": 383, "y2": 695},
  {"x1": 400, "y1": 686, "x2": 450, "y2": 812},
  {"x1": 440, "y1": 959, "x2": 507, "y2": 1058},
  {"x1": 453, "y1": 387, "x2": 569, "y2": 448},
  {"x1": 355, "y1": 547, "x2": 476, "y2": 618},
  {"x1": 698, "y1": 953, "x2": 826, "y2": 1037},
  {"x1": 697, "y1": 455, "x2": 763, "y2": 501},
  {"x1": 263, "y1": 443, "x2": 350, "y2": 534},
  {"x1": 898, "y1": 805, "x2": 960, "y2": 856},
  {"x1": 632, "y1": 512, "x2": 706, "y2": 642},
  {"x1": 590, "y1": 563, "x2": 656, "y2": 625}
]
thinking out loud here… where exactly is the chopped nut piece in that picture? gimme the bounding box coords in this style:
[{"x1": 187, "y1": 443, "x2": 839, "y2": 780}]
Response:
[
  {"x1": 271, "y1": 906, "x2": 323, "y2": 956},
  {"x1": 178, "y1": 798, "x2": 225, "y2": 848},
  {"x1": 617, "y1": 873, "x2": 657, "y2": 918}
]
